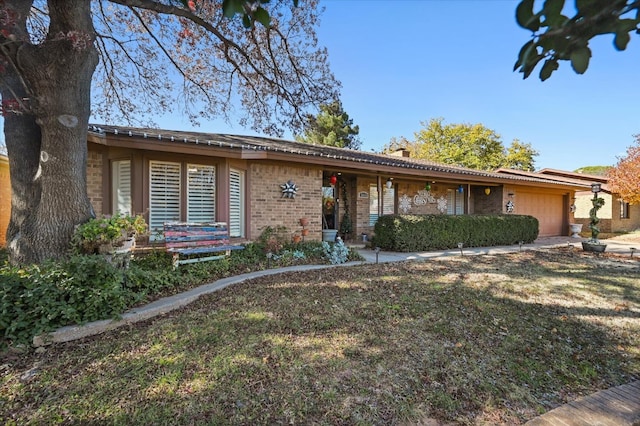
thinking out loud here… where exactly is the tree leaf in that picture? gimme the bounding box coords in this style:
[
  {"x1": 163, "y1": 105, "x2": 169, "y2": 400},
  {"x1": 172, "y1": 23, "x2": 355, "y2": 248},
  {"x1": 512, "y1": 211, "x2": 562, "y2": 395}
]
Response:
[
  {"x1": 514, "y1": 40, "x2": 535, "y2": 70},
  {"x1": 516, "y1": 0, "x2": 540, "y2": 31},
  {"x1": 614, "y1": 31, "x2": 631, "y2": 50},
  {"x1": 540, "y1": 59, "x2": 559, "y2": 81},
  {"x1": 254, "y1": 7, "x2": 271, "y2": 27},
  {"x1": 543, "y1": 0, "x2": 565, "y2": 17},
  {"x1": 242, "y1": 14, "x2": 252, "y2": 28},
  {"x1": 570, "y1": 47, "x2": 591, "y2": 74},
  {"x1": 222, "y1": 0, "x2": 245, "y2": 19}
]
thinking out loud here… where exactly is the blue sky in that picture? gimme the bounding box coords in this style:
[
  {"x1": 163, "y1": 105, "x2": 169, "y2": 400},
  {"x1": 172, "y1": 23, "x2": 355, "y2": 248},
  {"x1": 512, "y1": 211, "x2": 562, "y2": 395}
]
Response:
[
  {"x1": 167, "y1": 0, "x2": 640, "y2": 171},
  {"x1": 2, "y1": 1, "x2": 638, "y2": 171}
]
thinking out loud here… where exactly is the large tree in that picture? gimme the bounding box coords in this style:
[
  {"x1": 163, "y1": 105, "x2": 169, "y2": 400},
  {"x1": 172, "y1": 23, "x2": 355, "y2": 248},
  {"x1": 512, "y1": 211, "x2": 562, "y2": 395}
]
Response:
[
  {"x1": 607, "y1": 135, "x2": 640, "y2": 204},
  {"x1": 384, "y1": 118, "x2": 538, "y2": 171},
  {"x1": 0, "y1": 0, "x2": 338, "y2": 265},
  {"x1": 295, "y1": 100, "x2": 360, "y2": 149},
  {"x1": 514, "y1": 0, "x2": 640, "y2": 80}
]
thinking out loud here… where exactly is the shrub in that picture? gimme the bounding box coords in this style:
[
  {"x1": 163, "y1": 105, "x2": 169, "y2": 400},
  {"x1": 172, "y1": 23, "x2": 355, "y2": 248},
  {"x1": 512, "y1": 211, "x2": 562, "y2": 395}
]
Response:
[
  {"x1": 372, "y1": 214, "x2": 539, "y2": 252},
  {"x1": 71, "y1": 213, "x2": 148, "y2": 254},
  {"x1": 322, "y1": 240, "x2": 350, "y2": 264},
  {"x1": 1, "y1": 256, "x2": 128, "y2": 346}
]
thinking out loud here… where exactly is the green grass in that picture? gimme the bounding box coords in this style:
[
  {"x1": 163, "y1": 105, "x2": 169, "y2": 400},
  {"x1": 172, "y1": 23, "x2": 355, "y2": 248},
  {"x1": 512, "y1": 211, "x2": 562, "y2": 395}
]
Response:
[{"x1": 1, "y1": 249, "x2": 639, "y2": 425}]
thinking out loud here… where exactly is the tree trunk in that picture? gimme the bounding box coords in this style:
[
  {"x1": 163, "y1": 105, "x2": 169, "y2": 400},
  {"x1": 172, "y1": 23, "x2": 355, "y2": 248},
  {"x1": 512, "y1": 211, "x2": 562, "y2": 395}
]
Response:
[{"x1": 3, "y1": 0, "x2": 98, "y2": 264}]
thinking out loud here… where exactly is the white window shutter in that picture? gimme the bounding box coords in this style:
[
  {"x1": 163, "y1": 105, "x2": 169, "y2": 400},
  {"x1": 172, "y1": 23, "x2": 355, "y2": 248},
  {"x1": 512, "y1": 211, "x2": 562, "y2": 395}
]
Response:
[
  {"x1": 112, "y1": 160, "x2": 131, "y2": 215},
  {"x1": 149, "y1": 161, "x2": 181, "y2": 233},
  {"x1": 229, "y1": 169, "x2": 244, "y2": 238},
  {"x1": 187, "y1": 164, "x2": 215, "y2": 223}
]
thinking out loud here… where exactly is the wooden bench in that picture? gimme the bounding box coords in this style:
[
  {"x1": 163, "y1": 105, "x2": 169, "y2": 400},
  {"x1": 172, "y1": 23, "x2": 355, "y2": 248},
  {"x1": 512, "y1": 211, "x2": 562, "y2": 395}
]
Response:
[{"x1": 164, "y1": 222, "x2": 244, "y2": 268}]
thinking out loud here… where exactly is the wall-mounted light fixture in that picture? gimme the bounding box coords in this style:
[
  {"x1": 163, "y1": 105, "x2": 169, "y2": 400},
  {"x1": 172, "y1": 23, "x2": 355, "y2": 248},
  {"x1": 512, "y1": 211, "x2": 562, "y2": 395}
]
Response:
[
  {"x1": 484, "y1": 187, "x2": 491, "y2": 196},
  {"x1": 386, "y1": 178, "x2": 393, "y2": 189}
]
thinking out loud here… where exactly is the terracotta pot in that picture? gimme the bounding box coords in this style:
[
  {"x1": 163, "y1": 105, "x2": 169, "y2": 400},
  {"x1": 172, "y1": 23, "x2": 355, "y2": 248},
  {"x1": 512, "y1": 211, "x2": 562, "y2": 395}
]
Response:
[
  {"x1": 301, "y1": 228, "x2": 309, "y2": 236},
  {"x1": 299, "y1": 218, "x2": 309, "y2": 227},
  {"x1": 292, "y1": 235, "x2": 302, "y2": 243}
]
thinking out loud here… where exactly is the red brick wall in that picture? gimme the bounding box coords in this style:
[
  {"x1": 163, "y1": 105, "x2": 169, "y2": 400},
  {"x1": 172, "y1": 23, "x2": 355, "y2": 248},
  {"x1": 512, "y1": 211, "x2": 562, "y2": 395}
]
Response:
[
  {"x1": 86, "y1": 149, "x2": 103, "y2": 216},
  {"x1": 249, "y1": 163, "x2": 323, "y2": 240}
]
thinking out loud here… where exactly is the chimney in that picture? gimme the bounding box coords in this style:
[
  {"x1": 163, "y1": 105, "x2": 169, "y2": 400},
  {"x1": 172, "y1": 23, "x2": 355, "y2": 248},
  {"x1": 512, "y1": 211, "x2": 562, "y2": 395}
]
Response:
[{"x1": 389, "y1": 148, "x2": 410, "y2": 158}]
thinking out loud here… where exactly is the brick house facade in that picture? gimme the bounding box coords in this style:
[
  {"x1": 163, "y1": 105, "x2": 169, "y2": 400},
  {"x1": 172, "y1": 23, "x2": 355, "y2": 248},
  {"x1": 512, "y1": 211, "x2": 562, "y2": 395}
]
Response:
[{"x1": 85, "y1": 125, "x2": 588, "y2": 242}]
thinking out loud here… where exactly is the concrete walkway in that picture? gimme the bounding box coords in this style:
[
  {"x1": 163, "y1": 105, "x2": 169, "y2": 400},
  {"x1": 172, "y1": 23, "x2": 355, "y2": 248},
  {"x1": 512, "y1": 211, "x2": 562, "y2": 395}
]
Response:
[{"x1": 33, "y1": 235, "x2": 640, "y2": 425}]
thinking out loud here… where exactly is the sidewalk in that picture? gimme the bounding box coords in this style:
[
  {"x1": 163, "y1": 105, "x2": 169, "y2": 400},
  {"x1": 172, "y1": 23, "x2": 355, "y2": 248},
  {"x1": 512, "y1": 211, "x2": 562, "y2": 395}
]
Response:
[{"x1": 354, "y1": 235, "x2": 639, "y2": 264}]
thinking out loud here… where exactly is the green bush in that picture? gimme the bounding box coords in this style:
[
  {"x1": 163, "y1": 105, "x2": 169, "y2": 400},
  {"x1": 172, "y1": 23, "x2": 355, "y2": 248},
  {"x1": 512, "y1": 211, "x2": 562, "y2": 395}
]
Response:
[
  {"x1": 372, "y1": 214, "x2": 539, "y2": 252},
  {"x1": 1, "y1": 256, "x2": 129, "y2": 345},
  {"x1": 0, "y1": 238, "x2": 363, "y2": 348}
]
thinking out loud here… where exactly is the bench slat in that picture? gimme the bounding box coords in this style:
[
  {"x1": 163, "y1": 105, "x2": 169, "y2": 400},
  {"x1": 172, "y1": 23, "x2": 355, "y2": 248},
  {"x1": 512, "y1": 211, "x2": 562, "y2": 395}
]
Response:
[
  {"x1": 169, "y1": 245, "x2": 244, "y2": 255},
  {"x1": 164, "y1": 222, "x2": 243, "y2": 268}
]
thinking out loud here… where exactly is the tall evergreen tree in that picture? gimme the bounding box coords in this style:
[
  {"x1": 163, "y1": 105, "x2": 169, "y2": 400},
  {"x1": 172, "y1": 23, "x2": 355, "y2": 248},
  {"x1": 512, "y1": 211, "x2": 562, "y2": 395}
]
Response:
[{"x1": 296, "y1": 100, "x2": 360, "y2": 149}]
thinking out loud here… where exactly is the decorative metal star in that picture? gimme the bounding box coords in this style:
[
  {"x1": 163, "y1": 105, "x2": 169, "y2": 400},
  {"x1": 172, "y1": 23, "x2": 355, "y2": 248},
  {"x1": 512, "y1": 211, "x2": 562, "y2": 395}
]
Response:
[
  {"x1": 280, "y1": 180, "x2": 298, "y2": 198},
  {"x1": 506, "y1": 200, "x2": 515, "y2": 213}
]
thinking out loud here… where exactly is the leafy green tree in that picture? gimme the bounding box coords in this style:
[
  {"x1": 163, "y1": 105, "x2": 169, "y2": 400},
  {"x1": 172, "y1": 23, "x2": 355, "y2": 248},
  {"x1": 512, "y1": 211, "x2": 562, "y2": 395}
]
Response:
[
  {"x1": 514, "y1": 0, "x2": 640, "y2": 80},
  {"x1": 296, "y1": 101, "x2": 360, "y2": 149},
  {"x1": 505, "y1": 139, "x2": 538, "y2": 172},
  {"x1": 1, "y1": 0, "x2": 337, "y2": 265},
  {"x1": 395, "y1": 118, "x2": 538, "y2": 171}
]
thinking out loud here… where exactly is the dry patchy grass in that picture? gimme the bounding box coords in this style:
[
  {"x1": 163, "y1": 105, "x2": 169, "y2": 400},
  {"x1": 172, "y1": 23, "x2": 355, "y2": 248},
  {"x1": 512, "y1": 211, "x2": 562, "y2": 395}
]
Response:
[{"x1": 1, "y1": 249, "x2": 638, "y2": 425}]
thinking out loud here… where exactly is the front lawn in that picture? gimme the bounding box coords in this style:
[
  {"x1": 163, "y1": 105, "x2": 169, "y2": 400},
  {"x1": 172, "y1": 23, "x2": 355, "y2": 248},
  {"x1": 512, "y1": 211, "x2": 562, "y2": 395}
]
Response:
[{"x1": 1, "y1": 249, "x2": 638, "y2": 425}]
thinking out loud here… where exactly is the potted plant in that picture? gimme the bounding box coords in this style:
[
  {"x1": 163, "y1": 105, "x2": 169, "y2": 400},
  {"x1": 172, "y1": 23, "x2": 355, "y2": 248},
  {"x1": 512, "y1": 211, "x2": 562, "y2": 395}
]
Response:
[
  {"x1": 582, "y1": 184, "x2": 607, "y2": 253},
  {"x1": 71, "y1": 213, "x2": 148, "y2": 255}
]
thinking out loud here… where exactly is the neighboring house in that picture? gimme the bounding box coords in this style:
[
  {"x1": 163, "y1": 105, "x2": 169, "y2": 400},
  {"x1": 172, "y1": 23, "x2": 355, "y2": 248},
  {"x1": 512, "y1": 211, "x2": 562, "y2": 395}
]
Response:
[
  {"x1": 537, "y1": 169, "x2": 640, "y2": 234},
  {"x1": 0, "y1": 154, "x2": 8, "y2": 247},
  {"x1": 87, "y1": 125, "x2": 588, "y2": 241}
]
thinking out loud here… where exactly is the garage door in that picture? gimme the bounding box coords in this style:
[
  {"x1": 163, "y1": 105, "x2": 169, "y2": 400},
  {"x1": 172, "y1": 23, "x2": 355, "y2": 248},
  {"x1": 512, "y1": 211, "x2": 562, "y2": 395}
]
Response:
[{"x1": 516, "y1": 192, "x2": 565, "y2": 237}]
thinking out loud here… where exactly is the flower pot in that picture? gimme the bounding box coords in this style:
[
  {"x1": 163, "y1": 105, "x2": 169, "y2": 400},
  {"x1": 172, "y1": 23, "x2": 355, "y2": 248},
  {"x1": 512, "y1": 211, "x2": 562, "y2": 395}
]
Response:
[
  {"x1": 582, "y1": 241, "x2": 606, "y2": 253},
  {"x1": 292, "y1": 235, "x2": 302, "y2": 244},
  {"x1": 322, "y1": 229, "x2": 338, "y2": 242},
  {"x1": 299, "y1": 218, "x2": 309, "y2": 227},
  {"x1": 301, "y1": 228, "x2": 309, "y2": 236},
  {"x1": 569, "y1": 223, "x2": 583, "y2": 238}
]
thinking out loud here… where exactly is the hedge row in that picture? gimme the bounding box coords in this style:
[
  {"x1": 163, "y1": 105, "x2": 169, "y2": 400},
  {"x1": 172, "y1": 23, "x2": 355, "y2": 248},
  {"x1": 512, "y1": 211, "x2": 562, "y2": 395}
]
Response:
[{"x1": 372, "y1": 214, "x2": 539, "y2": 252}]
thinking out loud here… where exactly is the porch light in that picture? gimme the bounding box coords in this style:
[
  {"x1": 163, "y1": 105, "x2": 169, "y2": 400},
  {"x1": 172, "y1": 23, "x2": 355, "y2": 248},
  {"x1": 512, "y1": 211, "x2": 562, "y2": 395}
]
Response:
[
  {"x1": 590, "y1": 182, "x2": 601, "y2": 195},
  {"x1": 484, "y1": 187, "x2": 491, "y2": 196},
  {"x1": 457, "y1": 184, "x2": 464, "y2": 194},
  {"x1": 386, "y1": 178, "x2": 393, "y2": 189}
]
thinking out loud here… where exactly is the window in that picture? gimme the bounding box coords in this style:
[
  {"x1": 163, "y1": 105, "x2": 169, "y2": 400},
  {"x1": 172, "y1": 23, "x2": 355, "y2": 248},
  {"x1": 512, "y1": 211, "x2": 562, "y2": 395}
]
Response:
[
  {"x1": 187, "y1": 164, "x2": 215, "y2": 223},
  {"x1": 149, "y1": 161, "x2": 181, "y2": 233},
  {"x1": 229, "y1": 169, "x2": 245, "y2": 238},
  {"x1": 447, "y1": 189, "x2": 464, "y2": 215},
  {"x1": 620, "y1": 200, "x2": 630, "y2": 219},
  {"x1": 112, "y1": 160, "x2": 131, "y2": 215},
  {"x1": 369, "y1": 183, "x2": 395, "y2": 226}
]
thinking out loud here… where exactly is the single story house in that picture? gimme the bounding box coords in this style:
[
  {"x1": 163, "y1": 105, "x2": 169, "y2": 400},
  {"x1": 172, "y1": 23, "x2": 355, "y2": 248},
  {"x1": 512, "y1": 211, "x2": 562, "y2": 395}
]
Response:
[
  {"x1": 86, "y1": 125, "x2": 588, "y2": 242},
  {"x1": 538, "y1": 169, "x2": 639, "y2": 234},
  {"x1": 496, "y1": 168, "x2": 640, "y2": 234},
  {"x1": 0, "y1": 153, "x2": 9, "y2": 247}
]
